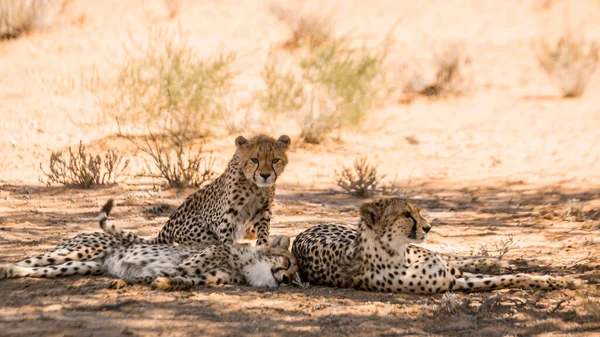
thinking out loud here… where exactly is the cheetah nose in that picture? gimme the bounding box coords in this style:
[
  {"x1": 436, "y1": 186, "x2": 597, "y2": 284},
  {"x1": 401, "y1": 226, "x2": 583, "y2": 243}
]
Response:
[
  {"x1": 282, "y1": 275, "x2": 290, "y2": 284},
  {"x1": 260, "y1": 173, "x2": 271, "y2": 180},
  {"x1": 423, "y1": 226, "x2": 431, "y2": 233}
]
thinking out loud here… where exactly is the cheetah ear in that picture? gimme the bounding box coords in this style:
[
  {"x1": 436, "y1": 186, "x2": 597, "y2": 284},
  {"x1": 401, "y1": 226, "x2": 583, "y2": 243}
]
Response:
[
  {"x1": 277, "y1": 135, "x2": 291, "y2": 150},
  {"x1": 270, "y1": 235, "x2": 291, "y2": 250},
  {"x1": 235, "y1": 136, "x2": 250, "y2": 149},
  {"x1": 360, "y1": 203, "x2": 380, "y2": 229}
]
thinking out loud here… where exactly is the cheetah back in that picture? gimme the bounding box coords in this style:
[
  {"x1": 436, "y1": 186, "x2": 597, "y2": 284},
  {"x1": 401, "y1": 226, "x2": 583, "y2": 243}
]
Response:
[{"x1": 292, "y1": 224, "x2": 357, "y2": 287}]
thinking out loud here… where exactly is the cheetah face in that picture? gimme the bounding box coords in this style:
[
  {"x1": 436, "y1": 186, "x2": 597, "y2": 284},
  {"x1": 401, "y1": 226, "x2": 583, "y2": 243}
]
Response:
[
  {"x1": 268, "y1": 249, "x2": 298, "y2": 285},
  {"x1": 359, "y1": 198, "x2": 432, "y2": 246},
  {"x1": 257, "y1": 236, "x2": 298, "y2": 285},
  {"x1": 235, "y1": 135, "x2": 291, "y2": 188}
]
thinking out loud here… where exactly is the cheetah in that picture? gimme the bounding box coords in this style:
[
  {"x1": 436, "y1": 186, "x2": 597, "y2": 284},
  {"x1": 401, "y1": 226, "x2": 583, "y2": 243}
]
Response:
[
  {"x1": 0, "y1": 200, "x2": 298, "y2": 290},
  {"x1": 146, "y1": 134, "x2": 291, "y2": 247},
  {"x1": 292, "y1": 197, "x2": 581, "y2": 294}
]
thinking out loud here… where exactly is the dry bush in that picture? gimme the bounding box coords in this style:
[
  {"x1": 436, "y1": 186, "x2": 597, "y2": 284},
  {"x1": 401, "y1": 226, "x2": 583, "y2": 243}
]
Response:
[
  {"x1": 269, "y1": 3, "x2": 332, "y2": 49},
  {"x1": 403, "y1": 44, "x2": 471, "y2": 98},
  {"x1": 119, "y1": 120, "x2": 216, "y2": 189},
  {"x1": 336, "y1": 157, "x2": 386, "y2": 198},
  {"x1": 40, "y1": 141, "x2": 130, "y2": 188},
  {"x1": 0, "y1": 0, "x2": 63, "y2": 39},
  {"x1": 105, "y1": 27, "x2": 236, "y2": 138},
  {"x1": 137, "y1": 133, "x2": 215, "y2": 189},
  {"x1": 534, "y1": 34, "x2": 599, "y2": 97}
]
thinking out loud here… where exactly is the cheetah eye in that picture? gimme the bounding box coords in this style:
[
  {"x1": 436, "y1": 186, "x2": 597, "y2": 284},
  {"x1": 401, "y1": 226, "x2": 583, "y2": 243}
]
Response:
[
  {"x1": 271, "y1": 259, "x2": 291, "y2": 273},
  {"x1": 250, "y1": 158, "x2": 259, "y2": 164},
  {"x1": 272, "y1": 158, "x2": 280, "y2": 164},
  {"x1": 403, "y1": 211, "x2": 417, "y2": 225}
]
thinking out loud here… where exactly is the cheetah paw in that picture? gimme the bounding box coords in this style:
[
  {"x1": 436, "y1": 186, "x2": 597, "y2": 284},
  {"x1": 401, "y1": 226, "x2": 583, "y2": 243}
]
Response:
[
  {"x1": 496, "y1": 259, "x2": 513, "y2": 270},
  {"x1": 0, "y1": 264, "x2": 15, "y2": 280},
  {"x1": 109, "y1": 279, "x2": 128, "y2": 290},
  {"x1": 270, "y1": 235, "x2": 291, "y2": 250},
  {"x1": 151, "y1": 277, "x2": 171, "y2": 290},
  {"x1": 566, "y1": 278, "x2": 583, "y2": 289}
]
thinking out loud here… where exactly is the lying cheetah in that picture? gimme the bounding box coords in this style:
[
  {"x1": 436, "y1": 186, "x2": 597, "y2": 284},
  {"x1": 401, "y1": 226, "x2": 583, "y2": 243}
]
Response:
[
  {"x1": 0, "y1": 200, "x2": 298, "y2": 290},
  {"x1": 149, "y1": 134, "x2": 291, "y2": 247},
  {"x1": 292, "y1": 198, "x2": 581, "y2": 293}
]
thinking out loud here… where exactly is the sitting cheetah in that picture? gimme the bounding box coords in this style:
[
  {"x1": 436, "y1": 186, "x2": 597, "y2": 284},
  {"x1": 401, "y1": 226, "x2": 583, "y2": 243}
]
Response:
[
  {"x1": 292, "y1": 198, "x2": 581, "y2": 293},
  {"x1": 0, "y1": 200, "x2": 298, "y2": 290},
  {"x1": 149, "y1": 134, "x2": 291, "y2": 247}
]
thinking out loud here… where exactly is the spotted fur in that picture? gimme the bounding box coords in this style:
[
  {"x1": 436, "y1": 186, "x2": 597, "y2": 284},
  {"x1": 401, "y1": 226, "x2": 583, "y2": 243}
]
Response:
[
  {"x1": 292, "y1": 198, "x2": 581, "y2": 293},
  {"x1": 0, "y1": 201, "x2": 298, "y2": 290}
]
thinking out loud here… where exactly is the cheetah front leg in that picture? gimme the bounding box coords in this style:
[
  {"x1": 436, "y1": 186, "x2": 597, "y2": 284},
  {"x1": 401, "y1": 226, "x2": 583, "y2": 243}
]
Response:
[
  {"x1": 252, "y1": 188, "x2": 275, "y2": 247},
  {"x1": 1, "y1": 261, "x2": 103, "y2": 279},
  {"x1": 251, "y1": 208, "x2": 271, "y2": 247},
  {"x1": 218, "y1": 197, "x2": 256, "y2": 245}
]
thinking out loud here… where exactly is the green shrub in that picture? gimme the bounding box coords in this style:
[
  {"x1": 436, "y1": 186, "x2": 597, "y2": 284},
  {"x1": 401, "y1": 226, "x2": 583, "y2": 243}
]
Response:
[
  {"x1": 106, "y1": 27, "x2": 236, "y2": 138},
  {"x1": 259, "y1": 36, "x2": 389, "y2": 144}
]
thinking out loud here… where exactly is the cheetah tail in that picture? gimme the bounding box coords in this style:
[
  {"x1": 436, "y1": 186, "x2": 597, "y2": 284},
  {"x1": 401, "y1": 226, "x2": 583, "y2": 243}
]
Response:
[
  {"x1": 100, "y1": 199, "x2": 114, "y2": 218},
  {"x1": 453, "y1": 273, "x2": 582, "y2": 292},
  {"x1": 97, "y1": 199, "x2": 152, "y2": 244}
]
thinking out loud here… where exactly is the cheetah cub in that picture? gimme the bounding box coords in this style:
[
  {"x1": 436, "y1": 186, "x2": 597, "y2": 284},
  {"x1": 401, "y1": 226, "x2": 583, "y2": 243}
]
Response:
[
  {"x1": 292, "y1": 198, "x2": 581, "y2": 294},
  {"x1": 150, "y1": 134, "x2": 291, "y2": 247},
  {"x1": 0, "y1": 200, "x2": 298, "y2": 290}
]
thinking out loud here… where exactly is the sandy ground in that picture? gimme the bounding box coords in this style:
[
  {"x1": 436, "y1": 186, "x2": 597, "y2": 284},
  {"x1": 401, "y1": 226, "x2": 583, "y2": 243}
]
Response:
[{"x1": 1, "y1": 0, "x2": 600, "y2": 336}]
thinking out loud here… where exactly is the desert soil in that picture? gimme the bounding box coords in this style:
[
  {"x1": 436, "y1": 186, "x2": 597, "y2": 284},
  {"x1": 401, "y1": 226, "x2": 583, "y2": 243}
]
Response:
[{"x1": 1, "y1": 1, "x2": 600, "y2": 336}]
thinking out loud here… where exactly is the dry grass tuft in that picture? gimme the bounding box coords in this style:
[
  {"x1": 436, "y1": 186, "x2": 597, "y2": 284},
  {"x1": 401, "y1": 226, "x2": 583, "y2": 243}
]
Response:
[
  {"x1": 581, "y1": 290, "x2": 600, "y2": 319},
  {"x1": 0, "y1": 0, "x2": 62, "y2": 39},
  {"x1": 433, "y1": 293, "x2": 464, "y2": 315},
  {"x1": 40, "y1": 141, "x2": 130, "y2": 188},
  {"x1": 472, "y1": 234, "x2": 516, "y2": 258},
  {"x1": 336, "y1": 157, "x2": 386, "y2": 198},
  {"x1": 564, "y1": 198, "x2": 586, "y2": 222},
  {"x1": 534, "y1": 33, "x2": 599, "y2": 97},
  {"x1": 269, "y1": 3, "x2": 333, "y2": 49}
]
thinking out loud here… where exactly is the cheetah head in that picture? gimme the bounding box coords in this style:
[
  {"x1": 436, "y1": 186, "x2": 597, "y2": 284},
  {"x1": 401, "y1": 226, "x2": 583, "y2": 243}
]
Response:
[
  {"x1": 235, "y1": 134, "x2": 291, "y2": 188},
  {"x1": 259, "y1": 235, "x2": 298, "y2": 285},
  {"x1": 359, "y1": 198, "x2": 432, "y2": 246}
]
